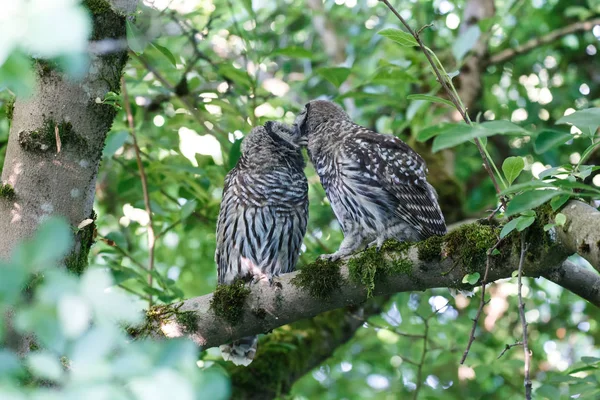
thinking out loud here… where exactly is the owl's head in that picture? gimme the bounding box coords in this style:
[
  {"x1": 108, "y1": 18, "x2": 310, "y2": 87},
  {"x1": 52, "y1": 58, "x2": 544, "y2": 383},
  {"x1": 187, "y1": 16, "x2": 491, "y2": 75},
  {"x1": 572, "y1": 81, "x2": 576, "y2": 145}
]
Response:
[
  {"x1": 241, "y1": 121, "x2": 304, "y2": 160},
  {"x1": 293, "y1": 100, "x2": 349, "y2": 144}
]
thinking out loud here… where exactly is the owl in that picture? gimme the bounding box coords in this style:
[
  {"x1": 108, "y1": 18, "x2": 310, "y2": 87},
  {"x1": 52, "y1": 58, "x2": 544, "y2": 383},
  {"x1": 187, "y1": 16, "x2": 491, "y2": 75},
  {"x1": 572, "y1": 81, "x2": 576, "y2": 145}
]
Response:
[
  {"x1": 294, "y1": 100, "x2": 446, "y2": 260},
  {"x1": 215, "y1": 121, "x2": 308, "y2": 366}
]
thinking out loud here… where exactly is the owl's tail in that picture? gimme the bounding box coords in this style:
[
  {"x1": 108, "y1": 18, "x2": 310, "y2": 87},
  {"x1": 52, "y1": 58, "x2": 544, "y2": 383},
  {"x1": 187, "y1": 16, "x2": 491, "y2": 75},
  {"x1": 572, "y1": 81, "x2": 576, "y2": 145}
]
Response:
[{"x1": 220, "y1": 336, "x2": 258, "y2": 366}]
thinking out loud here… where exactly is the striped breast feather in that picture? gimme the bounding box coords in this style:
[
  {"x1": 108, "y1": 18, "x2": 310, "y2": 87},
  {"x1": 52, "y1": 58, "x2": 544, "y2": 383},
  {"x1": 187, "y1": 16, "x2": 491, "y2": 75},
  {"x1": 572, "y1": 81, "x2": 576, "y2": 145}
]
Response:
[
  {"x1": 342, "y1": 128, "x2": 446, "y2": 237},
  {"x1": 215, "y1": 166, "x2": 308, "y2": 284}
]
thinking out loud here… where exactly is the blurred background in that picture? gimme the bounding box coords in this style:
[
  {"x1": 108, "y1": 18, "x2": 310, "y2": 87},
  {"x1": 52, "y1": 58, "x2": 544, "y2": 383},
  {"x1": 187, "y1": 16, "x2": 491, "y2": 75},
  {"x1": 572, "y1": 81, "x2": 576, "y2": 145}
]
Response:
[{"x1": 1, "y1": 0, "x2": 599, "y2": 398}]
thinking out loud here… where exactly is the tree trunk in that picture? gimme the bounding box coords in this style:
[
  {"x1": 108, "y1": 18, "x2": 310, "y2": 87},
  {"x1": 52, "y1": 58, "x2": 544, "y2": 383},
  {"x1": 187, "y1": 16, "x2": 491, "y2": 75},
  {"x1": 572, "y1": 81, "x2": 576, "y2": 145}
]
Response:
[{"x1": 0, "y1": 0, "x2": 135, "y2": 271}]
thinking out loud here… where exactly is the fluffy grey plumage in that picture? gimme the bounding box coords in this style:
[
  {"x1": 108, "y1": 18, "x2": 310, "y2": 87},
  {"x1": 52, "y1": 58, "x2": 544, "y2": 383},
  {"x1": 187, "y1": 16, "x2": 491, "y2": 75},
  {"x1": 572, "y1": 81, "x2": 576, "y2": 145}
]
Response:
[
  {"x1": 294, "y1": 100, "x2": 446, "y2": 260},
  {"x1": 215, "y1": 121, "x2": 308, "y2": 365}
]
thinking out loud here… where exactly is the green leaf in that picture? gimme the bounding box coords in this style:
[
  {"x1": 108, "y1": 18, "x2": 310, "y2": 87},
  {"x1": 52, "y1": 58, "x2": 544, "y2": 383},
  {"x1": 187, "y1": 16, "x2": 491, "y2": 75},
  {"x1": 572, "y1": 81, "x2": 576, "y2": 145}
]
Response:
[
  {"x1": 500, "y1": 218, "x2": 519, "y2": 239},
  {"x1": 378, "y1": 28, "x2": 418, "y2": 47},
  {"x1": 371, "y1": 66, "x2": 418, "y2": 84},
  {"x1": 512, "y1": 270, "x2": 519, "y2": 278},
  {"x1": 462, "y1": 272, "x2": 480, "y2": 285},
  {"x1": 556, "y1": 108, "x2": 600, "y2": 136},
  {"x1": 0, "y1": 51, "x2": 36, "y2": 97},
  {"x1": 543, "y1": 223, "x2": 555, "y2": 231},
  {"x1": 534, "y1": 129, "x2": 572, "y2": 154},
  {"x1": 415, "y1": 123, "x2": 453, "y2": 142},
  {"x1": 480, "y1": 120, "x2": 528, "y2": 134},
  {"x1": 407, "y1": 94, "x2": 455, "y2": 108},
  {"x1": 491, "y1": 249, "x2": 501, "y2": 256},
  {"x1": 502, "y1": 156, "x2": 524, "y2": 185},
  {"x1": 505, "y1": 190, "x2": 566, "y2": 217},
  {"x1": 218, "y1": 64, "x2": 252, "y2": 90},
  {"x1": 271, "y1": 47, "x2": 314, "y2": 59},
  {"x1": 316, "y1": 67, "x2": 351, "y2": 88},
  {"x1": 181, "y1": 199, "x2": 197, "y2": 220},
  {"x1": 431, "y1": 124, "x2": 488, "y2": 152},
  {"x1": 126, "y1": 20, "x2": 148, "y2": 54},
  {"x1": 550, "y1": 194, "x2": 571, "y2": 211},
  {"x1": 151, "y1": 42, "x2": 177, "y2": 66},
  {"x1": 102, "y1": 130, "x2": 129, "y2": 158},
  {"x1": 554, "y1": 213, "x2": 566, "y2": 226},
  {"x1": 500, "y1": 180, "x2": 553, "y2": 195},
  {"x1": 579, "y1": 140, "x2": 600, "y2": 165},
  {"x1": 452, "y1": 25, "x2": 481, "y2": 62},
  {"x1": 516, "y1": 216, "x2": 535, "y2": 231}
]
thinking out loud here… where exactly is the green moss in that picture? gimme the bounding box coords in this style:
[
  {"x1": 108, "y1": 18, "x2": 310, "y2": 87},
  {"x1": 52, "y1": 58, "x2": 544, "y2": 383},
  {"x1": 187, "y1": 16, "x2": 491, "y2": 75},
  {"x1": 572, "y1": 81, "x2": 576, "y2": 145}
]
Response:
[
  {"x1": 5, "y1": 97, "x2": 15, "y2": 121},
  {"x1": 127, "y1": 303, "x2": 196, "y2": 338},
  {"x1": 0, "y1": 184, "x2": 15, "y2": 200},
  {"x1": 19, "y1": 118, "x2": 87, "y2": 153},
  {"x1": 252, "y1": 307, "x2": 267, "y2": 320},
  {"x1": 347, "y1": 244, "x2": 413, "y2": 298},
  {"x1": 175, "y1": 310, "x2": 199, "y2": 333},
  {"x1": 64, "y1": 211, "x2": 96, "y2": 275},
  {"x1": 34, "y1": 58, "x2": 57, "y2": 77},
  {"x1": 445, "y1": 223, "x2": 498, "y2": 272},
  {"x1": 210, "y1": 280, "x2": 251, "y2": 324},
  {"x1": 227, "y1": 308, "x2": 348, "y2": 397},
  {"x1": 82, "y1": 0, "x2": 112, "y2": 14},
  {"x1": 417, "y1": 235, "x2": 444, "y2": 262},
  {"x1": 380, "y1": 238, "x2": 413, "y2": 253},
  {"x1": 291, "y1": 258, "x2": 342, "y2": 299}
]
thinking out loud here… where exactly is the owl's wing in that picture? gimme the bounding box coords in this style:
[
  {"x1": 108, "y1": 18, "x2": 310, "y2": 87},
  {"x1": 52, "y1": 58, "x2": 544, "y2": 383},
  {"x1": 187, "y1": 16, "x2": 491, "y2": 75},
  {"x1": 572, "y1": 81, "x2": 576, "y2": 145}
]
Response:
[
  {"x1": 342, "y1": 126, "x2": 446, "y2": 237},
  {"x1": 215, "y1": 166, "x2": 308, "y2": 284}
]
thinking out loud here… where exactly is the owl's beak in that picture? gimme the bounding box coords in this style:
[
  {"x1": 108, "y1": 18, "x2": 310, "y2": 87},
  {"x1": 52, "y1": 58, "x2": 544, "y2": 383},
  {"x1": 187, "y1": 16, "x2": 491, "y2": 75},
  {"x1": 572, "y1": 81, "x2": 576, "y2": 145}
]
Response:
[{"x1": 293, "y1": 123, "x2": 308, "y2": 147}]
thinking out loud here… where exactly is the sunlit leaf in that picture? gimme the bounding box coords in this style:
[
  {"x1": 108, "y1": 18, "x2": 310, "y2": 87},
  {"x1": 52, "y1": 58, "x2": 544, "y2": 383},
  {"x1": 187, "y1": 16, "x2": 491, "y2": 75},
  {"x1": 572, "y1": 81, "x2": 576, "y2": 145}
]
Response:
[
  {"x1": 378, "y1": 28, "x2": 418, "y2": 47},
  {"x1": 272, "y1": 46, "x2": 314, "y2": 59},
  {"x1": 505, "y1": 190, "x2": 567, "y2": 217},
  {"x1": 462, "y1": 272, "x2": 480, "y2": 285},
  {"x1": 502, "y1": 156, "x2": 524, "y2": 185},
  {"x1": 500, "y1": 218, "x2": 519, "y2": 239},
  {"x1": 407, "y1": 94, "x2": 455, "y2": 108},
  {"x1": 316, "y1": 67, "x2": 351, "y2": 88},
  {"x1": 152, "y1": 42, "x2": 177, "y2": 66},
  {"x1": 556, "y1": 108, "x2": 600, "y2": 136},
  {"x1": 126, "y1": 20, "x2": 148, "y2": 54},
  {"x1": 452, "y1": 25, "x2": 481, "y2": 62},
  {"x1": 534, "y1": 129, "x2": 572, "y2": 154}
]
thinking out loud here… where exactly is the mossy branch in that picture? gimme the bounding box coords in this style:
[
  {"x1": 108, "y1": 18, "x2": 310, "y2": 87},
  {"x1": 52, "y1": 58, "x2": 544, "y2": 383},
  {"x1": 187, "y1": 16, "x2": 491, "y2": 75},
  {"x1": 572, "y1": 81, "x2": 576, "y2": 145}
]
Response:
[{"x1": 132, "y1": 201, "x2": 600, "y2": 351}]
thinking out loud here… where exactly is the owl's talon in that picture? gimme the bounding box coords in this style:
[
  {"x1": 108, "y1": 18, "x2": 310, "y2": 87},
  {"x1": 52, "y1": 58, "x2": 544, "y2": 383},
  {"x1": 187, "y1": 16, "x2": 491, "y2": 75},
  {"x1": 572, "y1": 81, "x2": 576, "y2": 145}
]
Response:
[{"x1": 318, "y1": 253, "x2": 340, "y2": 262}]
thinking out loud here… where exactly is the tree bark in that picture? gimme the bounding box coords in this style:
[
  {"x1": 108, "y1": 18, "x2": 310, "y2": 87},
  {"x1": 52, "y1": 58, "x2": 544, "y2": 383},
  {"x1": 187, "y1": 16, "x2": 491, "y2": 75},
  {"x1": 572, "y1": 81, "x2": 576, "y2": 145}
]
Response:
[{"x1": 0, "y1": 0, "x2": 136, "y2": 270}]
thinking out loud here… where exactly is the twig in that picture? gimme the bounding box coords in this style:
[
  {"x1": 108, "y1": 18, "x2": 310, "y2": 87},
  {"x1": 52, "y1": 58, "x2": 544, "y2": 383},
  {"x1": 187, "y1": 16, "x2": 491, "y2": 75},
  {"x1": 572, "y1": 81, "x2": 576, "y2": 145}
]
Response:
[
  {"x1": 518, "y1": 234, "x2": 532, "y2": 399},
  {"x1": 460, "y1": 238, "x2": 503, "y2": 364},
  {"x1": 129, "y1": 52, "x2": 230, "y2": 141},
  {"x1": 378, "y1": 0, "x2": 507, "y2": 210},
  {"x1": 489, "y1": 17, "x2": 600, "y2": 65},
  {"x1": 121, "y1": 77, "x2": 156, "y2": 308},
  {"x1": 413, "y1": 301, "x2": 449, "y2": 399},
  {"x1": 497, "y1": 341, "x2": 523, "y2": 359}
]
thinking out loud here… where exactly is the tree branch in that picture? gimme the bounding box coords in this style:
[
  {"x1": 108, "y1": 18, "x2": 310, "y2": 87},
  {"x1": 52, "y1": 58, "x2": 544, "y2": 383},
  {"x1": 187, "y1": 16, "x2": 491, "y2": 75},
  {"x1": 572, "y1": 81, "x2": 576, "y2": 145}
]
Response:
[
  {"x1": 488, "y1": 17, "x2": 600, "y2": 65},
  {"x1": 226, "y1": 298, "x2": 388, "y2": 400},
  {"x1": 136, "y1": 204, "x2": 600, "y2": 350},
  {"x1": 555, "y1": 200, "x2": 600, "y2": 272}
]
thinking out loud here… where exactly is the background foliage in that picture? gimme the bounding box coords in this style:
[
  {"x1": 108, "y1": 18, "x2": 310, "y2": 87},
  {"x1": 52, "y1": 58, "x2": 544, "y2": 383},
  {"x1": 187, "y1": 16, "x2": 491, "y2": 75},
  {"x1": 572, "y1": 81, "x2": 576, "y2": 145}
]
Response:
[{"x1": 1, "y1": 0, "x2": 600, "y2": 399}]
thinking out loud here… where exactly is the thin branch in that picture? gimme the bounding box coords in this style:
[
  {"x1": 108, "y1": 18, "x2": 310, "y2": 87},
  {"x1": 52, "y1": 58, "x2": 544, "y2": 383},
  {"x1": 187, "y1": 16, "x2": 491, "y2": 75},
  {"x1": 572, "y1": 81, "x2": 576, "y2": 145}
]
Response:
[
  {"x1": 121, "y1": 77, "x2": 156, "y2": 308},
  {"x1": 129, "y1": 52, "x2": 230, "y2": 141},
  {"x1": 489, "y1": 17, "x2": 600, "y2": 65},
  {"x1": 518, "y1": 235, "x2": 532, "y2": 399},
  {"x1": 460, "y1": 238, "x2": 503, "y2": 364},
  {"x1": 497, "y1": 341, "x2": 523, "y2": 359},
  {"x1": 413, "y1": 302, "x2": 447, "y2": 399},
  {"x1": 378, "y1": 0, "x2": 506, "y2": 210}
]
